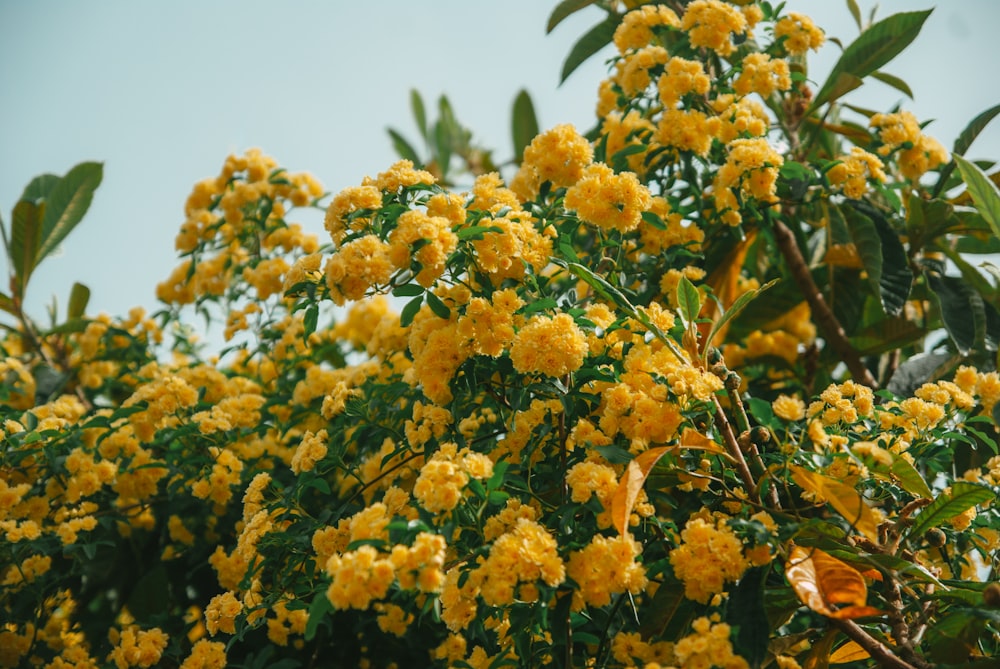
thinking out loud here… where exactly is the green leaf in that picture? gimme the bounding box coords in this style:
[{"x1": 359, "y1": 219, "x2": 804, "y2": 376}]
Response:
[
  {"x1": 67, "y1": 282, "x2": 90, "y2": 320},
  {"x1": 410, "y1": 88, "x2": 427, "y2": 139},
  {"x1": 391, "y1": 283, "x2": 424, "y2": 298},
  {"x1": 547, "y1": 0, "x2": 599, "y2": 34},
  {"x1": 851, "y1": 442, "x2": 932, "y2": 498},
  {"x1": 954, "y1": 154, "x2": 1000, "y2": 241},
  {"x1": 954, "y1": 103, "x2": 1000, "y2": 158},
  {"x1": 906, "y1": 481, "x2": 996, "y2": 541},
  {"x1": 10, "y1": 199, "x2": 43, "y2": 293},
  {"x1": 638, "y1": 576, "x2": 693, "y2": 639},
  {"x1": 926, "y1": 272, "x2": 981, "y2": 356},
  {"x1": 870, "y1": 70, "x2": 913, "y2": 99},
  {"x1": 399, "y1": 295, "x2": 423, "y2": 328},
  {"x1": 705, "y1": 281, "x2": 779, "y2": 356},
  {"x1": 846, "y1": 0, "x2": 862, "y2": 29},
  {"x1": 20, "y1": 173, "x2": 60, "y2": 203},
  {"x1": 35, "y1": 161, "x2": 103, "y2": 267},
  {"x1": 387, "y1": 128, "x2": 421, "y2": 164},
  {"x1": 511, "y1": 89, "x2": 539, "y2": 164},
  {"x1": 676, "y1": 275, "x2": 701, "y2": 326},
  {"x1": 303, "y1": 303, "x2": 319, "y2": 339},
  {"x1": 425, "y1": 291, "x2": 451, "y2": 319},
  {"x1": 305, "y1": 594, "x2": 333, "y2": 641},
  {"x1": 844, "y1": 201, "x2": 911, "y2": 316},
  {"x1": 560, "y1": 15, "x2": 618, "y2": 84},
  {"x1": 727, "y1": 566, "x2": 770, "y2": 669},
  {"x1": 0, "y1": 291, "x2": 13, "y2": 315},
  {"x1": 433, "y1": 119, "x2": 452, "y2": 181},
  {"x1": 810, "y1": 10, "x2": 932, "y2": 111}
]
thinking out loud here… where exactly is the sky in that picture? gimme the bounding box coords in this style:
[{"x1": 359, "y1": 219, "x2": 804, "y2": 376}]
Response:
[{"x1": 2, "y1": 0, "x2": 999, "y2": 329}]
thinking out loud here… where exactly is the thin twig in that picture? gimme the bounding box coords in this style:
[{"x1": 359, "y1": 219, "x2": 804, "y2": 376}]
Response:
[
  {"x1": 828, "y1": 619, "x2": 925, "y2": 669},
  {"x1": 771, "y1": 219, "x2": 878, "y2": 389},
  {"x1": 712, "y1": 396, "x2": 759, "y2": 504}
]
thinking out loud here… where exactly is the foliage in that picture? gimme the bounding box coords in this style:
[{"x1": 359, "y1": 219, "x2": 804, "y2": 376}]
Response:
[{"x1": 2, "y1": 2, "x2": 1000, "y2": 668}]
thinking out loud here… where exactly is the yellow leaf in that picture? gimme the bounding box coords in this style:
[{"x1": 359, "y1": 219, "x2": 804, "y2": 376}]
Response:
[
  {"x1": 829, "y1": 640, "x2": 871, "y2": 664},
  {"x1": 702, "y1": 229, "x2": 757, "y2": 345},
  {"x1": 611, "y1": 446, "x2": 670, "y2": 536},
  {"x1": 678, "y1": 427, "x2": 727, "y2": 456},
  {"x1": 785, "y1": 545, "x2": 884, "y2": 620},
  {"x1": 790, "y1": 464, "x2": 881, "y2": 542}
]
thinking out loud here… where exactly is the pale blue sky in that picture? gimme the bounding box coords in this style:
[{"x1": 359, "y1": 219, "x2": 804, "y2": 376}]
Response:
[{"x1": 2, "y1": 1, "x2": 998, "y2": 323}]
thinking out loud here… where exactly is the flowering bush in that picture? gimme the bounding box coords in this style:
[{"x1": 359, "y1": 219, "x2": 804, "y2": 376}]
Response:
[{"x1": 3, "y1": 2, "x2": 1000, "y2": 668}]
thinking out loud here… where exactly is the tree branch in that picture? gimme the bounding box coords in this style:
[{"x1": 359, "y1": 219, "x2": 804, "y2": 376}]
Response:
[
  {"x1": 829, "y1": 618, "x2": 926, "y2": 669},
  {"x1": 771, "y1": 219, "x2": 879, "y2": 389}
]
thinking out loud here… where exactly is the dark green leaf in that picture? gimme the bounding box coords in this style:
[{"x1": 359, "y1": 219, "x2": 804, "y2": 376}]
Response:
[
  {"x1": 305, "y1": 594, "x2": 332, "y2": 641},
  {"x1": 0, "y1": 291, "x2": 13, "y2": 315},
  {"x1": 927, "y1": 272, "x2": 981, "y2": 355},
  {"x1": 456, "y1": 224, "x2": 503, "y2": 240},
  {"x1": 547, "y1": 0, "x2": 599, "y2": 34},
  {"x1": 400, "y1": 295, "x2": 423, "y2": 328},
  {"x1": 954, "y1": 154, "x2": 1000, "y2": 240},
  {"x1": 886, "y1": 351, "x2": 957, "y2": 397},
  {"x1": 36, "y1": 161, "x2": 103, "y2": 266},
  {"x1": 67, "y1": 282, "x2": 90, "y2": 319},
  {"x1": 560, "y1": 16, "x2": 618, "y2": 84},
  {"x1": 811, "y1": 10, "x2": 932, "y2": 111},
  {"x1": 844, "y1": 201, "x2": 911, "y2": 316},
  {"x1": 727, "y1": 567, "x2": 770, "y2": 669},
  {"x1": 125, "y1": 563, "x2": 169, "y2": 621},
  {"x1": 20, "y1": 173, "x2": 60, "y2": 203},
  {"x1": 676, "y1": 275, "x2": 701, "y2": 325},
  {"x1": 870, "y1": 70, "x2": 913, "y2": 99},
  {"x1": 303, "y1": 304, "x2": 319, "y2": 339},
  {"x1": 511, "y1": 89, "x2": 539, "y2": 164},
  {"x1": 906, "y1": 481, "x2": 996, "y2": 540},
  {"x1": 638, "y1": 576, "x2": 691, "y2": 639},
  {"x1": 954, "y1": 103, "x2": 1000, "y2": 158},
  {"x1": 425, "y1": 291, "x2": 451, "y2": 319},
  {"x1": 410, "y1": 88, "x2": 427, "y2": 139},
  {"x1": 387, "y1": 128, "x2": 421, "y2": 164},
  {"x1": 10, "y1": 199, "x2": 43, "y2": 292},
  {"x1": 391, "y1": 283, "x2": 424, "y2": 297}
]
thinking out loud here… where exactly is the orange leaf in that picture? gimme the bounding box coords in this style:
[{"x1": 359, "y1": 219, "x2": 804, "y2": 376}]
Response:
[
  {"x1": 701, "y1": 229, "x2": 757, "y2": 345},
  {"x1": 790, "y1": 465, "x2": 881, "y2": 542},
  {"x1": 785, "y1": 545, "x2": 884, "y2": 620},
  {"x1": 611, "y1": 446, "x2": 670, "y2": 536},
  {"x1": 829, "y1": 640, "x2": 871, "y2": 664},
  {"x1": 678, "y1": 427, "x2": 728, "y2": 456}
]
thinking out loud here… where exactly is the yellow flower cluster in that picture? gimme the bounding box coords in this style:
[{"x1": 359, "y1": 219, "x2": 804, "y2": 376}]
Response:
[
  {"x1": 827, "y1": 147, "x2": 887, "y2": 198},
  {"x1": 870, "y1": 111, "x2": 949, "y2": 180},
  {"x1": 671, "y1": 616, "x2": 750, "y2": 669},
  {"x1": 516, "y1": 124, "x2": 594, "y2": 191},
  {"x1": 388, "y1": 209, "x2": 459, "y2": 287},
  {"x1": 509, "y1": 313, "x2": 588, "y2": 378},
  {"x1": 774, "y1": 12, "x2": 825, "y2": 55},
  {"x1": 179, "y1": 640, "x2": 227, "y2": 669},
  {"x1": 669, "y1": 516, "x2": 749, "y2": 603},
  {"x1": 733, "y1": 53, "x2": 791, "y2": 99},
  {"x1": 474, "y1": 518, "x2": 566, "y2": 606},
  {"x1": 413, "y1": 443, "x2": 494, "y2": 514},
  {"x1": 681, "y1": 0, "x2": 748, "y2": 56},
  {"x1": 566, "y1": 534, "x2": 648, "y2": 610},
  {"x1": 564, "y1": 163, "x2": 653, "y2": 232},
  {"x1": 107, "y1": 626, "x2": 169, "y2": 669},
  {"x1": 714, "y1": 138, "x2": 784, "y2": 226},
  {"x1": 613, "y1": 5, "x2": 680, "y2": 54},
  {"x1": 290, "y1": 428, "x2": 328, "y2": 474}
]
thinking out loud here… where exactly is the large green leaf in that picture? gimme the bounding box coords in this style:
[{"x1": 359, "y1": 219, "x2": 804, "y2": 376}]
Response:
[
  {"x1": 906, "y1": 481, "x2": 996, "y2": 541},
  {"x1": 35, "y1": 161, "x2": 103, "y2": 267},
  {"x1": 954, "y1": 103, "x2": 1000, "y2": 158},
  {"x1": 926, "y1": 272, "x2": 982, "y2": 356},
  {"x1": 547, "y1": 0, "x2": 599, "y2": 34},
  {"x1": 954, "y1": 154, "x2": 1000, "y2": 241},
  {"x1": 810, "y1": 10, "x2": 932, "y2": 111},
  {"x1": 10, "y1": 199, "x2": 44, "y2": 292},
  {"x1": 844, "y1": 201, "x2": 911, "y2": 316},
  {"x1": 560, "y1": 15, "x2": 618, "y2": 84},
  {"x1": 511, "y1": 89, "x2": 539, "y2": 165},
  {"x1": 676, "y1": 275, "x2": 701, "y2": 326}
]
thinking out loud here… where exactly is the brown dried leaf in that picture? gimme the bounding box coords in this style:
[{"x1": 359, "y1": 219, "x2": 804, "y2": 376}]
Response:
[
  {"x1": 611, "y1": 446, "x2": 669, "y2": 536},
  {"x1": 785, "y1": 545, "x2": 884, "y2": 620}
]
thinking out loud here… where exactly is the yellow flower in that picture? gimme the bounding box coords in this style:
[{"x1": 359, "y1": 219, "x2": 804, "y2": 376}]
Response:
[
  {"x1": 775, "y1": 12, "x2": 825, "y2": 55},
  {"x1": 521, "y1": 124, "x2": 594, "y2": 188},
  {"x1": 476, "y1": 518, "x2": 565, "y2": 606},
  {"x1": 324, "y1": 234, "x2": 394, "y2": 305},
  {"x1": 827, "y1": 147, "x2": 887, "y2": 198},
  {"x1": 613, "y1": 5, "x2": 680, "y2": 54},
  {"x1": 564, "y1": 163, "x2": 653, "y2": 232},
  {"x1": 657, "y1": 109, "x2": 718, "y2": 157},
  {"x1": 657, "y1": 57, "x2": 711, "y2": 108},
  {"x1": 772, "y1": 394, "x2": 806, "y2": 421},
  {"x1": 714, "y1": 138, "x2": 784, "y2": 225},
  {"x1": 566, "y1": 534, "x2": 648, "y2": 610},
  {"x1": 670, "y1": 517, "x2": 749, "y2": 603},
  {"x1": 324, "y1": 185, "x2": 382, "y2": 243},
  {"x1": 326, "y1": 545, "x2": 396, "y2": 610},
  {"x1": 290, "y1": 429, "x2": 329, "y2": 474},
  {"x1": 733, "y1": 53, "x2": 791, "y2": 99},
  {"x1": 510, "y1": 313, "x2": 589, "y2": 378},
  {"x1": 388, "y1": 209, "x2": 458, "y2": 287},
  {"x1": 179, "y1": 640, "x2": 227, "y2": 669},
  {"x1": 681, "y1": 0, "x2": 748, "y2": 56}
]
